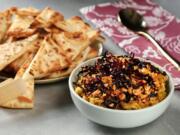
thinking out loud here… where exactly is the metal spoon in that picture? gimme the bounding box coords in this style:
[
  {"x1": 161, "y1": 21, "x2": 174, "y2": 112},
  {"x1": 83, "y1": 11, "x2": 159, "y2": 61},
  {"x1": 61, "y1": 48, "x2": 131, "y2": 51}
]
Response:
[{"x1": 117, "y1": 8, "x2": 180, "y2": 70}]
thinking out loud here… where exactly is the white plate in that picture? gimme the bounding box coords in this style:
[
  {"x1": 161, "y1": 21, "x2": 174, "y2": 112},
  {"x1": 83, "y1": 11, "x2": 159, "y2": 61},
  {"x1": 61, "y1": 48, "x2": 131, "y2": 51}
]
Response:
[{"x1": 0, "y1": 42, "x2": 103, "y2": 84}]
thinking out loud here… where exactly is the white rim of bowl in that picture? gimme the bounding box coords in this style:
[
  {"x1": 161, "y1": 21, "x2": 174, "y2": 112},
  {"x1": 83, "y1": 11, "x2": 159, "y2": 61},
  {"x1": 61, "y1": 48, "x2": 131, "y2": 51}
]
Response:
[{"x1": 69, "y1": 57, "x2": 174, "y2": 113}]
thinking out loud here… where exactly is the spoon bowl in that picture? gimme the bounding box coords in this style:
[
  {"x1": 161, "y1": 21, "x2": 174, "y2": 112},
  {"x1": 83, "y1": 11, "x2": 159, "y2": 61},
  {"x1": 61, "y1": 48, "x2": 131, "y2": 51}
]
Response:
[
  {"x1": 118, "y1": 8, "x2": 147, "y2": 32},
  {"x1": 117, "y1": 8, "x2": 180, "y2": 70}
]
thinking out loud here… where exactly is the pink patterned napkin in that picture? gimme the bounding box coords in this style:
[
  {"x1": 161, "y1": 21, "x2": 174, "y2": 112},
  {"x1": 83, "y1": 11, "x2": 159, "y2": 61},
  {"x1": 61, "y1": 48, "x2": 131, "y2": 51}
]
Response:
[{"x1": 80, "y1": 0, "x2": 180, "y2": 88}]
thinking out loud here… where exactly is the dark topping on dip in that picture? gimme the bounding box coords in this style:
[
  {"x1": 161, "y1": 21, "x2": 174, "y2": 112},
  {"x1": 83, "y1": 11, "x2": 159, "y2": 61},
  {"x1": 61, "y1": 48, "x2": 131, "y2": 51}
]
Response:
[{"x1": 74, "y1": 52, "x2": 168, "y2": 110}]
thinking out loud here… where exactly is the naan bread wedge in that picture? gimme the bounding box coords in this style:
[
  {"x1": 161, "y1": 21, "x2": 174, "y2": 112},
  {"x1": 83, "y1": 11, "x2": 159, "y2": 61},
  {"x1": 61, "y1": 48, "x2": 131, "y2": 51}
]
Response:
[
  {"x1": 7, "y1": 13, "x2": 35, "y2": 38},
  {"x1": 0, "y1": 34, "x2": 38, "y2": 71},
  {"x1": 36, "y1": 7, "x2": 64, "y2": 27},
  {"x1": 0, "y1": 53, "x2": 34, "y2": 109},
  {"x1": 4, "y1": 39, "x2": 41, "y2": 73},
  {"x1": 0, "y1": 10, "x2": 11, "y2": 43},
  {"x1": 53, "y1": 32, "x2": 91, "y2": 60},
  {"x1": 1, "y1": 52, "x2": 36, "y2": 109},
  {"x1": 47, "y1": 46, "x2": 90, "y2": 79},
  {"x1": 0, "y1": 78, "x2": 27, "y2": 106},
  {"x1": 3, "y1": 74, "x2": 35, "y2": 109},
  {"x1": 29, "y1": 36, "x2": 70, "y2": 79},
  {"x1": 15, "y1": 7, "x2": 40, "y2": 17},
  {"x1": 55, "y1": 16, "x2": 100, "y2": 41}
]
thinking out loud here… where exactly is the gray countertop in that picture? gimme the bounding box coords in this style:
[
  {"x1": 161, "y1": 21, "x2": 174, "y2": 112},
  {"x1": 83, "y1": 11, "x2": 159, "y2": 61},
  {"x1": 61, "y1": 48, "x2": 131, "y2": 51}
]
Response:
[{"x1": 0, "y1": 0, "x2": 180, "y2": 135}]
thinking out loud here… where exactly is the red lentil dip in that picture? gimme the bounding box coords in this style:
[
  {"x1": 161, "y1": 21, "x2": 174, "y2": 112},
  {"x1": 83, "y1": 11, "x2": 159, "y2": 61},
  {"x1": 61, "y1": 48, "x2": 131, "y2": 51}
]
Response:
[{"x1": 74, "y1": 52, "x2": 168, "y2": 110}]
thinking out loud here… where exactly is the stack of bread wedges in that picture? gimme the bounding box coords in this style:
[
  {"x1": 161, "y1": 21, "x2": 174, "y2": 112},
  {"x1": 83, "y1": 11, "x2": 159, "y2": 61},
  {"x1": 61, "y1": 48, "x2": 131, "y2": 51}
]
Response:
[{"x1": 0, "y1": 7, "x2": 104, "y2": 109}]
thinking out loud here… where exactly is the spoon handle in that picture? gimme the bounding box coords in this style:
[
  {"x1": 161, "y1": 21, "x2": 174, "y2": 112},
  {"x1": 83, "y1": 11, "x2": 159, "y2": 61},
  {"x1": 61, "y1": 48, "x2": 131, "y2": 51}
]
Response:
[{"x1": 137, "y1": 31, "x2": 180, "y2": 70}]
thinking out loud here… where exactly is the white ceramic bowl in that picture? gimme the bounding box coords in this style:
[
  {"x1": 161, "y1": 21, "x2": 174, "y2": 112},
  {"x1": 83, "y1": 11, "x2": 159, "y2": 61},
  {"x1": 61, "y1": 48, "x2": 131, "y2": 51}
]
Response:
[{"x1": 68, "y1": 57, "x2": 174, "y2": 128}]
